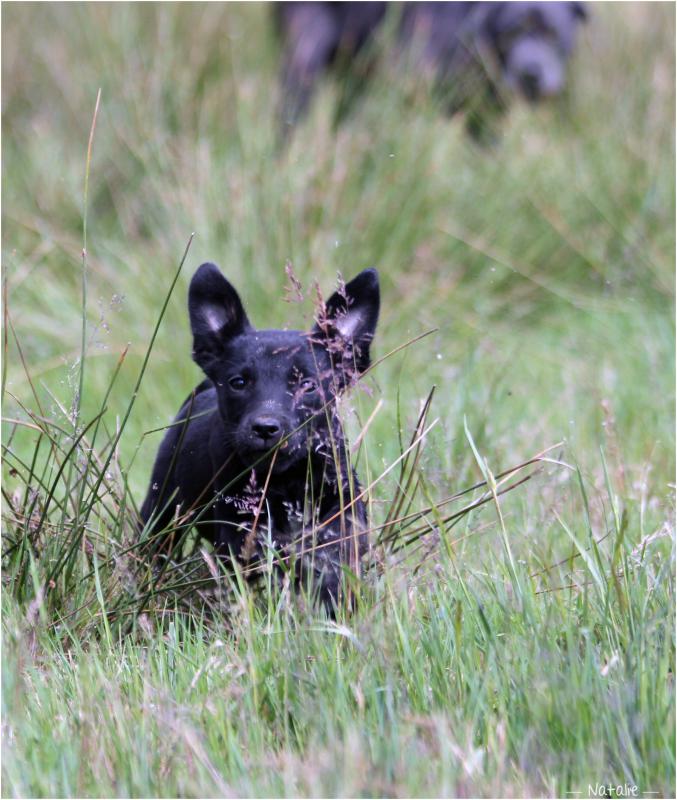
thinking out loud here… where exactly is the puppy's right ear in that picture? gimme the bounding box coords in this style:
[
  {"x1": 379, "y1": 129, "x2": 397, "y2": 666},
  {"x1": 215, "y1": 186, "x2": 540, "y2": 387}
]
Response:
[{"x1": 188, "y1": 262, "x2": 251, "y2": 374}]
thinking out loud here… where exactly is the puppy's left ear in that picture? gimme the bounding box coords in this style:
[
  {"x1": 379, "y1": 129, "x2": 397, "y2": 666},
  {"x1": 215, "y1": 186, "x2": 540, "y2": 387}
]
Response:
[
  {"x1": 572, "y1": 2, "x2": 588, "y2": 21},
  {"x1": 314, "y1": 268, "x2": 380, "y2": 376}
]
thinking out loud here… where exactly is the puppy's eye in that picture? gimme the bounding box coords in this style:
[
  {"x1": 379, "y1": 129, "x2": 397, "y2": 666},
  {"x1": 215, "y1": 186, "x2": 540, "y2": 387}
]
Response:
[
  {"x1": 229, "y1": 376, "x2": 247, "y2": 391},
  {"x1": 300, "y1": 377, "x2": 318, "y2": 394}
]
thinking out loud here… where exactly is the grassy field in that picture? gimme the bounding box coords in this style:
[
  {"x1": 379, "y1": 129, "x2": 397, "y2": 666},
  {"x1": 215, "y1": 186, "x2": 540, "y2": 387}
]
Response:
[{"x1": 2, "y1": 3, "x2": 675, "y2": 798}]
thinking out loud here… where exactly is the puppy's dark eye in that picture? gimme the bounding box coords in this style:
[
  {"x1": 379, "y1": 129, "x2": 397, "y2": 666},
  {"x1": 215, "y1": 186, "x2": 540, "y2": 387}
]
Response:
[
  {"x1": 300, "y1": 378, "x2": 318, "y2": 394},
  {"x1": 229, "y1": 376, "x2": 247, "y2": 391}
]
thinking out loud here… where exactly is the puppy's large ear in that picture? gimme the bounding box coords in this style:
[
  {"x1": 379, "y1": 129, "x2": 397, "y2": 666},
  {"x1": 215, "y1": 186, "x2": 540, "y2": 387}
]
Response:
[
  {"x1": 189, "y1": 262, "x2": 252, "y2": 374},
  {"x1": 313, "y1": 268, "x2": 380, "y2": 377}
]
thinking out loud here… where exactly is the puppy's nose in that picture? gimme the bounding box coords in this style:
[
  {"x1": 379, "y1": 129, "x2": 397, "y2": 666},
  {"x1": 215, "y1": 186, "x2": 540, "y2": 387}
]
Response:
[{"x1": 251, "y1": 416, "x2": 282, "y2": 442}]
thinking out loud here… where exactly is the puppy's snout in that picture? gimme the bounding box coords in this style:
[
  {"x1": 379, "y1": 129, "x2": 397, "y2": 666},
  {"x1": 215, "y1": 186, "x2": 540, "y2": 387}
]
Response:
[{"x1": 251, "y1": 416, "x2": 283, "y2": 443}]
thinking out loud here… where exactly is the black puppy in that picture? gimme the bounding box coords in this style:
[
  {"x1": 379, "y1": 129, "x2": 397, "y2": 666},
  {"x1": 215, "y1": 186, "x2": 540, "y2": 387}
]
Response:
[
  {"x1": 277, "y1": 2, "x2": 587, "y2": 139},
  {"x1": 140, "y1": 264, "x2": 379, "y2": 610}
]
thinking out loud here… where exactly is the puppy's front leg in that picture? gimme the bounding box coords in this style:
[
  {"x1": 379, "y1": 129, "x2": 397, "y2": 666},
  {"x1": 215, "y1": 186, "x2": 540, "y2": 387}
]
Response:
[{"x1": 297, "y1": 505, "x2": 368, "y2": 612}]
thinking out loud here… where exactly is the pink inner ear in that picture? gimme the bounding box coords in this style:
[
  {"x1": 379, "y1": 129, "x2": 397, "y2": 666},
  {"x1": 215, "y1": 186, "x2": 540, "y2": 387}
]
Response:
[
  {"x1": 335, "y1": 309, "x2": 363, "y2": 339},
  {"x1": 203, "y1": 303, "x2": 227, "y2": 332}
]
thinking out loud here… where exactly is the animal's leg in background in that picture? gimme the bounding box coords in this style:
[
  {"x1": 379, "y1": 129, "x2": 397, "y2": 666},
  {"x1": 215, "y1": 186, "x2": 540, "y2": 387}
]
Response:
[
  {"x1": 464, "y1": 82, "x2": 506, "y2": 147},
  {"x1": 278, "y1": 4, "x2": 338, "y2": 140}
]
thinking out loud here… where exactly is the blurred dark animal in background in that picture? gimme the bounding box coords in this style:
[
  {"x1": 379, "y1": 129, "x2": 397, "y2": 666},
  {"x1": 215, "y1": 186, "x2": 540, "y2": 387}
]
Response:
[
  {"x1": 277, "y1": 1, "x2": 587, "y2": 141},
  {"x1": 140, "y1": 264, "x2": 380, "y2": 612},
  {"x1": 276, "y1": 1, "x2": 388, "y2": 139}
]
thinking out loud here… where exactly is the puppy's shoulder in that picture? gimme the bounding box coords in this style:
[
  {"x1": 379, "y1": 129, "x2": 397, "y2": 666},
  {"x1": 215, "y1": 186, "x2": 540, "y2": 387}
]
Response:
[{"x1": 176, "y1": 379, "x2": 217, "y2": 419}]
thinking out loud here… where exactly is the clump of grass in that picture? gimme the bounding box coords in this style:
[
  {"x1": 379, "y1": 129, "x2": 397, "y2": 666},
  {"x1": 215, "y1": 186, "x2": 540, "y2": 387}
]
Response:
[
  {"x1": 2, "y1": 261, "x2": 555, "y2": 641},
  {"x1": 2, "y1": 233, "x2": 195, "y2": 631}
]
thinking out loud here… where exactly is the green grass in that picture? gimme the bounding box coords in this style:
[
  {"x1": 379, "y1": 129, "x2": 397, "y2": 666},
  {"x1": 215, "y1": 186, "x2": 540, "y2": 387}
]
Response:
[{"x1": 2, "y1": 3, "x2": 675, "y2": 797}]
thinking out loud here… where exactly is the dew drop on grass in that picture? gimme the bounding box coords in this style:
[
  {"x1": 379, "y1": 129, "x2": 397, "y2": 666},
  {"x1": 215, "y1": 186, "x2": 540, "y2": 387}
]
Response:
[
  {"x1": 436, "y1": 353, "x2": 442, "y2": 360},
  {"x1": 152, "y1": 483, "x2": 158, "y2": 491}
]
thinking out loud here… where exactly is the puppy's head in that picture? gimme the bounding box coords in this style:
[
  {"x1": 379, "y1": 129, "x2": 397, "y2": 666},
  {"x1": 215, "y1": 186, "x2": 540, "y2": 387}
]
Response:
[
  {"x1": 189, "y1": 263, "x2": 379, "y2": 473},
  {"x1": 482, "y1": 2, "x2": 586, "y2": 101}
]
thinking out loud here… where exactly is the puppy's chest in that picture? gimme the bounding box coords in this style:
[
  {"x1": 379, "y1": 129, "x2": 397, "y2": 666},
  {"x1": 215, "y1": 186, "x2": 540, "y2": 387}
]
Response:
[{"x1": 218, "y1": 477, "x2": 318, "y2": 541}]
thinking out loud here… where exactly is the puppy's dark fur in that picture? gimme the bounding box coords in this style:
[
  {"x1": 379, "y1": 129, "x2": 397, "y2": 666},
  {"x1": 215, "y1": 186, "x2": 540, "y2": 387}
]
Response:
[
  {"x1": 140, "y1": 264, "x2": 379, "y2": 610},
  {"x1": 277, "y1": 1, "x2": 587, "y2": 139}
]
